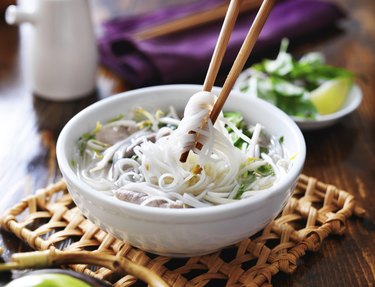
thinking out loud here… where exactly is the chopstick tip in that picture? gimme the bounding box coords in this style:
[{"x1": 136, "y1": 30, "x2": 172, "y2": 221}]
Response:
[{"x1": 179, "y1": 151, "x2": 189, "y2": 163}]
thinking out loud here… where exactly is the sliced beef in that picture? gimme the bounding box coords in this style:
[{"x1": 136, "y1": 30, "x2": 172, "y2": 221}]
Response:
[
  {"x1": 96, "y1": 126, "x2": 137, "y2": 145},
  {"x1": 114, "y1": 188, "x2": 183, "y2": 208}
]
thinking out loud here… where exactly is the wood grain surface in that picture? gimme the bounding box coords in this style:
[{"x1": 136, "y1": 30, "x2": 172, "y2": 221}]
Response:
[{"x1": 0, "y1": 0, "x2": 374, "y2": 286}]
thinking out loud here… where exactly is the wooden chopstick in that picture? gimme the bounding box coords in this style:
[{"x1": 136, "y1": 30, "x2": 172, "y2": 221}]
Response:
[
  {"x1": 179, "y1": 0, "x2": 242, "y2": 163},
  {"x1": 203, "y1": 0, "x2": 242, "y2": 92},
  {"x1": 134, "y1": 0, "x2": 262, "y2": 41},
  {"x1": 179, "y1": 0, "x2": 275, "y2": 162},
  {"x1": 209, "y1": 0, "x2": 275, "y2": 124}
]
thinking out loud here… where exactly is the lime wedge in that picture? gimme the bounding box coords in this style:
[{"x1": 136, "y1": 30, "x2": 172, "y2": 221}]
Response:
[
  {"x1": 310, "y1": 78, "x2": 352, "y2": 115},
  {"x1": 6, "y1": 274, "x2": 91, "y2": 287}
]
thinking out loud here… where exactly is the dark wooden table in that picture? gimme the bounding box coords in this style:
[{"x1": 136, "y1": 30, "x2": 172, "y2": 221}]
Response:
[{"x1": 0, "y1": 0, "x2": 374, "y2": 286}]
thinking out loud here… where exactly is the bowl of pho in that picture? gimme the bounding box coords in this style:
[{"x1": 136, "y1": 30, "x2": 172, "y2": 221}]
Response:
[{"x1": 56, "y1": 84, "x2": 306, "y2": 257}]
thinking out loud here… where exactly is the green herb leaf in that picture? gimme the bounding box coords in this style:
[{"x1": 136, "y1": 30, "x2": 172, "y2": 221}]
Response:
[
  {"x1": 298, "y1": 52, "x2": 325, "y2": 66},
  {"x1": 272, "y1": 78, "x2": 305, "y2": 97},
  {"x1": 78, "y1": 132, "x2": 95, "y2": 156},
  {"x1": 264, "y1": 39, "x2": 294, "y2": 76},
  {"x1": 223, "y1": 112, "x2": 244, "y2": 128},
  {"x1": 277, "y1": 95, "x2": 317, "y2": 119},
  {"x1": 256, "y1": 164, "x2": 274, "y2": 176},
  {"x1": 107, "y1": 114, "x2": 124, "y2": 123},
  {"x1": 256, "y1": 77, "x2": 278, "y2": 105},
  {"x1": 234, "y1": 185, "x2": 246, "y2": 200},
  {"x1": 223, "y1": 112, "x2": 253, "y2": 148}
]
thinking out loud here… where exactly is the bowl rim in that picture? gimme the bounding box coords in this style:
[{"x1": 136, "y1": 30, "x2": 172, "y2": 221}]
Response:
[{"x1": 56, "y1": 84, "x2": 306, "y2": 221}]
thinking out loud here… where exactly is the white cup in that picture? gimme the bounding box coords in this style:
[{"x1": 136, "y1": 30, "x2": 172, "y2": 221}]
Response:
[{"x1": 6, "y1": 0, "x2": 98, "y2": 101}]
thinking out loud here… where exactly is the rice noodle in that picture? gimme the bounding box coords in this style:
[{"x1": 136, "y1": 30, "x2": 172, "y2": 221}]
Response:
[{"x1": 75, "y1": 92, "x2": 292, "y2": 208}]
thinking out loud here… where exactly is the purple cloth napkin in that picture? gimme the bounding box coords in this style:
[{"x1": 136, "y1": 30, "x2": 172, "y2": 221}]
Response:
[{"x1": 98, "y1": 0, "x2": 345, "y2": 88}]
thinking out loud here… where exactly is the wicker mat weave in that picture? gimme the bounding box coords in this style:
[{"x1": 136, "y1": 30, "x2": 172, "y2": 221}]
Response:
[{"x1": 1, "y1": 174, "x2": 364, "y2": 287}]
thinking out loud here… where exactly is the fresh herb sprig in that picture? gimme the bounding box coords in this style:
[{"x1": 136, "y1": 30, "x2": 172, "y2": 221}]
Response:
[
  {"x1": 223, "y1": 111, "x2": 253, "y2": 148},
  {"x1": 238, "y1": 39, "x2": 353, "y2": 119}
]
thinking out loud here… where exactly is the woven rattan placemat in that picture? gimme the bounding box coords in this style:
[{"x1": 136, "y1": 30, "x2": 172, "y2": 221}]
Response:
[{"x1": 1, "y1": 174, "x2": 364, "y2": 286}]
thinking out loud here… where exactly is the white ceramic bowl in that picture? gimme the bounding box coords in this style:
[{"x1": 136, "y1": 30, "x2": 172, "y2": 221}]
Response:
[{"x1": 57, "y1": 84, "x2": 306, "y2": 257}]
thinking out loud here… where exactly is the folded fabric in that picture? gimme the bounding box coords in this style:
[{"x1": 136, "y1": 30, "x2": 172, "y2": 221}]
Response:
[{"x1": 98, "y1": 0, "x2": 345, "y2": 88}]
